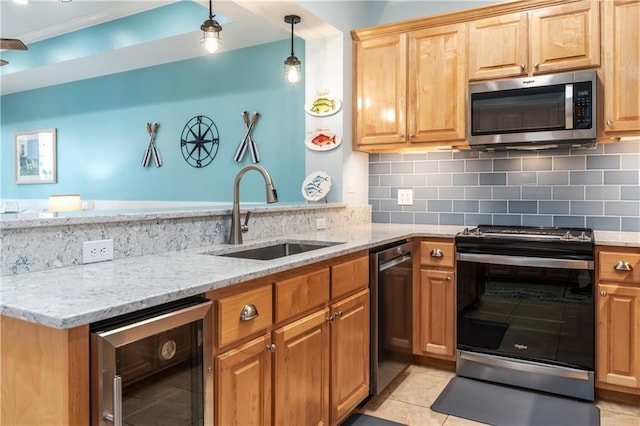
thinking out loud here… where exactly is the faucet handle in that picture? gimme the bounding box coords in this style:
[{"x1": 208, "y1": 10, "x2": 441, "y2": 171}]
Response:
[{"x1": 242, "y1": 211, "x2": 251, "y2": 233}]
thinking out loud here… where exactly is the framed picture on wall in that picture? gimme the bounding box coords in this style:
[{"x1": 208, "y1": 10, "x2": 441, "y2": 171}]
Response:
[{"x1": 14, "y1": 128, "x2": 57, "y2": 184}]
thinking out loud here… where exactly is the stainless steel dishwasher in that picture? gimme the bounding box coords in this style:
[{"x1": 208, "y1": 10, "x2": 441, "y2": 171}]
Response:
[{"x1": 370, "y1": 240, "x2": 413, "y2": 395}]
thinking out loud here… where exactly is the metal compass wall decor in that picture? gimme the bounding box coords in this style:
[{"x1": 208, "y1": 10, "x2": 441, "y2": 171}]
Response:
[{"x1": 180, "y1": 115, "x2": 220, "y2": 168}]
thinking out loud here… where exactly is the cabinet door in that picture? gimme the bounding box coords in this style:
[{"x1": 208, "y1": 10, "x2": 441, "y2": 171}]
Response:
[
  {"x1": 597, "y1": 284, "x2": 640, "y2": 389},
  {"x1": 354, "y1": 34, "x2": 407, "y2": 147},
  {"x1": 418, "y1": 268, "x2": 455, "y2": 359},
  {"x1": 603, "y1": 0, "x2": 640, "y2": 134},
  {"x1": 468, "y1": 12, "x2": 528, "y2": 79},
  {"x1": 330, "y1": 289, "x2": 370, "y2": 425},
  {"x1": 407, "y1": 23, "x2": 467, "y2": 143},
  {"x1": 529, "y1": 0, "x2": 600, "y2": 74},
  {"x1": 215, "y1": 334, "x2": 272, "y2": 426},
  {"x1": 273, "y1": 308, "x2": 330, "y2": 426}
]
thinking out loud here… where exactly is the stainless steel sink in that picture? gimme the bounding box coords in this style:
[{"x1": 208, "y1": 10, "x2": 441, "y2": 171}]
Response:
[{"x1": 203, "y1": 240, "x2": 343, "y2": 261}]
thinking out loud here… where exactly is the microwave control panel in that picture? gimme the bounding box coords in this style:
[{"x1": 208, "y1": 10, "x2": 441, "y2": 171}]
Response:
[{"x1": 574, "y1": 81, "x2": 593, "y2": 129}]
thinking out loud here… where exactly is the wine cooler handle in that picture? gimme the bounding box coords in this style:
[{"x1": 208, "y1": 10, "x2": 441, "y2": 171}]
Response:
[{"x1": 104, "y1": 375, "x2": 123, "y2": 426}]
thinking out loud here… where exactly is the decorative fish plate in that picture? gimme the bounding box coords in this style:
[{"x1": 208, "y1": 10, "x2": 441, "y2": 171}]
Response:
[{"x1": 305, "y1": 130, "x2": 342, "y2": 151}]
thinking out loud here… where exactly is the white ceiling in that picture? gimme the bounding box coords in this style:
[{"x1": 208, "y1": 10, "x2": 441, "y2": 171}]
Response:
[{"x1": 0, "y1": 0, "x2": 340, "y2": 94}]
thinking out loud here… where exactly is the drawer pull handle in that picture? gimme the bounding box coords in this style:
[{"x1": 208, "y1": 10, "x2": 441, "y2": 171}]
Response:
[
  {"x1": 430, "y1": 249, "x2": 443, "y2": 258},
  {"x1": 614, "y1": 261, "x2": 633, "y2": 271},
  {"x1": 240, "y1": 304, "x2": 259, "y2": 321}
]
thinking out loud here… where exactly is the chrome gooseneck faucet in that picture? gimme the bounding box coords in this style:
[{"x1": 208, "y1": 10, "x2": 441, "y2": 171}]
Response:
[{"x1": 230, "y1": 164, "x2": 278, "y2": 244}]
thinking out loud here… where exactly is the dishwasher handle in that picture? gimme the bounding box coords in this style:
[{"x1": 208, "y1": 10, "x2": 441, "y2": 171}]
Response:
[{"x1": 379, "y1": 254, "x2": 412, "y2": 272}]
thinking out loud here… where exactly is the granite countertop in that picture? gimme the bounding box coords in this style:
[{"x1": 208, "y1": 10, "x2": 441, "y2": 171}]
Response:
[
  {"x1": 1, "y1": 223, "x2": 637, "y2": 330},
  {"x1": 0, "y1": 223, "x2": 460, "y2": 329}
]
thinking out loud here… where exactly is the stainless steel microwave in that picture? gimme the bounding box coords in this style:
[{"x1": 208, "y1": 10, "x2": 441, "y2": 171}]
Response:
[{"x1": 468, "y1": 70, "x2": 597, "y2": 151}]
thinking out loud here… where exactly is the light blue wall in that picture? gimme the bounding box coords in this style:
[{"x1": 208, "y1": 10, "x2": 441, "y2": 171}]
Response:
[{"x1": 1, "y1": 39, "x2": 306, "y2": 203}]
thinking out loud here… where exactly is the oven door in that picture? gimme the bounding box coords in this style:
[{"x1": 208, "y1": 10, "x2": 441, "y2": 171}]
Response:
[
  {"x1": 457, "y1": 253, "x2": 594, "y2": 371},
  {"x1": 91, "y1": 298, "x2": 213, "y2": 426}
]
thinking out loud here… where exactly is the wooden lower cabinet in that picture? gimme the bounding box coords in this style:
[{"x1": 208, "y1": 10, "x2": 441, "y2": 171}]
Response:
[
  {"x1": 415, "y1": 239, "x2": 456, "y2": 360},
  {"x1": 597, "y1": 284, "x2": 640, "y2": 390},
  {"x1": 273, "y1": 308, "x2": 331, "y2": 426},
  {"x1": 330, "y1": 289, "x2": 370, "y2": 425},
  {"x1": 215, "y1": 334, "x2": 272, "y2": 426},
  {"x1": 0, "y1": 316, "x2": 89, "y2": 426},
  {"x1": 596, "y1": 247, "x2": 640, "y2": 393},
  {"x1": 417, "y1": 268, "x2": 455, "y2": 358}
]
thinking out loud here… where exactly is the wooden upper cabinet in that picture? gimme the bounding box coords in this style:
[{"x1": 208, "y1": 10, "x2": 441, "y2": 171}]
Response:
[
  {"x1": 353, "y1": 24, "x2": 466, "y2": 151},
  {"x1": 407, "y1": 24, "x2": 467, "y2": 143},
  {"x1": 468, "y1": 12, "x2": 529, "y2": 80},
  {"x1": 529, "y1": 0, "x2": 600, "y2": 74},
  {"x1": 603, "y1": 0, "x2": 640, "y2": 135},
  {"x1": 354, "y1": 34, "x2": 407, "y2": 147},
  {"x1": 468, "y1": 0, "x2": 600, "y2": 79}
]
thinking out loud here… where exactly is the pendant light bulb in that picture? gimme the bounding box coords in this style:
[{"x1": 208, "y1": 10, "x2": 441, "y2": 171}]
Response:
[
  {"x1": 284, "y1": 15, "x2": 301, "y2": 84},
  {"x1": 201, "y1": 0, "x2": 222, "y2": 55}
]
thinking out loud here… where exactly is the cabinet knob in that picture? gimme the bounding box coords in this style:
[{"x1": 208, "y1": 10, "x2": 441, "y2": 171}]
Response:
[
  {"x1": 326, "y1": 316, "x2": 334, "y2": 323},
  {"x1": 445, "y1": 276, "x2": 451, "y2": 282},
  {"x1": 399, "y1": 134, "x2": 405, "y2": 140},
  {"x1": 335, "y1": 311, "x2": 343, "y2": 319},
  {"x1": 430, "y1": 248, "x2": 443, "y2": 258},
  {"x1": 266, "y1": 343, "x2": 276, "y2": 353},
  {"x1": 520, "y1": 64, "x2": 526, "y2": 71},
  {"x1": 409, "y1": 133, "x2": 415, "y2": 139},
  {"x1": 240, "y1": 304, "x2": 259, "y2": 321},
  {"x1": 534, "y1": 63, "x2": 539, "y2": 69},
  {"x1": 614, "y1": 260, "x2": 633, "y2": 271},
  {"x1": 607, "y1": 120, "x2": 614, "y2": 127},
  {"x1": 600, "y1": 290, "x2": 607, "y2": 297}
]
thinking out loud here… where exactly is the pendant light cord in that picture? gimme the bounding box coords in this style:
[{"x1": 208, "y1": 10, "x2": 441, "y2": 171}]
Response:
[{"x1": 290, "y1": 19, "x2": 295, "y2": 56}]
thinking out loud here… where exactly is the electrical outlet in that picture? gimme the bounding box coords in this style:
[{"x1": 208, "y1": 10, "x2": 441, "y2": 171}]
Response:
[
  {"x1": 83, "y1": 239, "x2": 114, "y2": 264},
  {"x1": 397, "y1": 189, "x2": 413, "y2": 206},
  {"x1": 316, "y1": 217, "x2": 326, "y2": 230}
]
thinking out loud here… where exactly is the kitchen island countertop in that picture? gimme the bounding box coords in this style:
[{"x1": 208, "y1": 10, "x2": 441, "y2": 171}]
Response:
[{"x1": 1, "y1": 223, "x2": 637, "y2": 330}]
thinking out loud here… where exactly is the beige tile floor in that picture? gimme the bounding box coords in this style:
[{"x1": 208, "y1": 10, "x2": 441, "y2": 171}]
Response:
[{"x1": 358, "y1": 365, "x2": 640, "y2": 426}]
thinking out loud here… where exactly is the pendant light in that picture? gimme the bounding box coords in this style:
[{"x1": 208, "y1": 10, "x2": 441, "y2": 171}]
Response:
[
  {"x1": 201, "y1": 0, "x2": 222, "y2": 54},
  {"x1": 283, "y1": 15, "x2": 301, "y2": 84}
]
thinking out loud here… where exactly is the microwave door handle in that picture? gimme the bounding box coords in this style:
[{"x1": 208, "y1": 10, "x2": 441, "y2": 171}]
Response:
[
  {"x1": 565, "y1": 83, "x2": 573, "y2": 129},
  {"x1": 103, "y1": 375, "x2": 123, "y2": 426}
]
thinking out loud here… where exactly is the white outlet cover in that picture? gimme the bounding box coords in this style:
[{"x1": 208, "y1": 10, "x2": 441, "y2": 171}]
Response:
[
  {"x1": 398, "y1": 189, "x2": 413, "y2": 205},
  {"x1": 83, "y1": 239, "x2": 114, "y2": 264}
]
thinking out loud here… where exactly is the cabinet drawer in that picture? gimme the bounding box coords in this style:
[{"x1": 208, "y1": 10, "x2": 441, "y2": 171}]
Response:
[
  {"x1": 599, "y1": 251, "x2": 640, "y2": 284},
  {"x1": 420, "y1": 241, "x2": 455, "y2": 268},
  {"x1": 331, "y1": 256, "x2": 369, "y2": 299},
  {"x1": 216, "y1": 285, "x2": 273, "y2": 348},
  {"x1": 275, "y1": 268, "x2": 330, "y2": 323}
]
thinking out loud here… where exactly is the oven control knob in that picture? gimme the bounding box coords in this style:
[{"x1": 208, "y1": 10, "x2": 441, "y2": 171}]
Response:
[
  {"x1": 564, "y1": 231, "x2": 573, "y2": 240},
  {"x1": 579, "y1": 231, "x2": 588, "y2": 241},
  {"x1": 463, "y1": 227, "x2": 469, "y2": 235},
  {"x1": 474, "y1": 228, "x2": 481, "y2": 236}
]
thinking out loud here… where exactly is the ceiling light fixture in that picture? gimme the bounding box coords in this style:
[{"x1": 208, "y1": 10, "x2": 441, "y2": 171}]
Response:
[
  {"x1": 11, "y1": 0, "x2": 29, "y2": 4},
  {"x1": 283, "y1": 15, "x2": 301, "y2": 84},
  {"x1": 201, "y1": 0, "x2": 222, "y2": 54}
]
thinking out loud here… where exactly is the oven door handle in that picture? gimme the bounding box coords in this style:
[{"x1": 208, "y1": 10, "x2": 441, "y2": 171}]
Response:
[
  {"x1": 457, "y1": 252, "x2": 593, "y2": 270},
  {"x1": 379, "y1": 254, "x2": 412, "y2": 272}
]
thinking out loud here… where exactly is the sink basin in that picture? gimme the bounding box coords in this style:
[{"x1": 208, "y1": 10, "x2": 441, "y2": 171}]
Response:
[{"x1": 204, "y1": 240, "x2": 343, "y2": 261}]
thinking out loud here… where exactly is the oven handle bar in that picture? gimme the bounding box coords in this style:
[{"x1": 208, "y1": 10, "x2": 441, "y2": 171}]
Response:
[
  {"x1": 459, "y1": 351, "x2": 591, "y2": 381},
  {"x1": 379, "y1": 254, "x2": 412, "y2": 272},
  {"x1": 457, "y1": 252, "x2": 593, "y2": 270}
]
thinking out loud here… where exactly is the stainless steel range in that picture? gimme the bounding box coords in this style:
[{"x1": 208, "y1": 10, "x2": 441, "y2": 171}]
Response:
[{"x1": 455, "y1": 225, "x2": 595, "y2": 400}]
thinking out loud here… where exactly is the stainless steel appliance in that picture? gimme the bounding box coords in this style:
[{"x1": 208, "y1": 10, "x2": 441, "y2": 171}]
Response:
[
  {"x1": 456, "y1": 225, "x2": 595, "y2": 400},
  {"x1": 468, "y1": 69, "x2": 597, "y2": 151},
  {"x1": 370, "y1": 240, "x2": 413, "y2": 395},
  {"x1": 91, "y1": 297, "x2": 213, "y2": 425}
]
